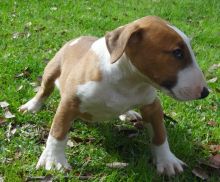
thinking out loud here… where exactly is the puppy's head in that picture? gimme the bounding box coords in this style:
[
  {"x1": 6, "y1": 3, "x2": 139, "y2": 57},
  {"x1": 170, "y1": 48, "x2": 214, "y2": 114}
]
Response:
[{"x1": 105, "y1": 16, "x2": 209, "y2": 101}]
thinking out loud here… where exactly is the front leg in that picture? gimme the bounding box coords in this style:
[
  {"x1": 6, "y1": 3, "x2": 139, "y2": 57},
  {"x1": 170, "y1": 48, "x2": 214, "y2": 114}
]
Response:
[
  {"x1": 36, "y1": 97, "x2": 79, "y2": 170},
  {"x1": 140, "y1": 98, "x2": 186, "y2": 176}
]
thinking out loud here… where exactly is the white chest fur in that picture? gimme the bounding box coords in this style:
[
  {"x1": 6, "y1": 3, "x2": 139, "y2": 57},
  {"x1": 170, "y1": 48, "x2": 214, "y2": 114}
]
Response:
[{"x1": 76, "y1": 38, "x2": 156, "y2": 121}]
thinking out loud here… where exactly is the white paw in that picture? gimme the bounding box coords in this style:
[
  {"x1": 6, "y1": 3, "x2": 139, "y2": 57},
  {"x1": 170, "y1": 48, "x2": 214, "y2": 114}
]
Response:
[
  {"x1": 36, "y1": 134, "x2": 71, "y2": 171},
  {"x1": 19, "y1": 97, "x2": 42, "y2": 113},
  {"x1": 152, "y1": 139, "x2": 186, "y2": 176},
  {"x1": 119, "y1": 110, "x2": 142, "y2": 122},
  {"x1": 154, "y1": 151, "x2": 185, "y2": 176},
  {"x1": 36, "y1": 148, "x2": 71, "y2": 170}
]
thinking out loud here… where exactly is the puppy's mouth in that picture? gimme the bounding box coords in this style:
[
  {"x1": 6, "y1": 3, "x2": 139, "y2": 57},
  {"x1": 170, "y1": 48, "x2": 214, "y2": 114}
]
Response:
[{"x1": 162, "y1": 87, "x2": 203, "y2": 101}]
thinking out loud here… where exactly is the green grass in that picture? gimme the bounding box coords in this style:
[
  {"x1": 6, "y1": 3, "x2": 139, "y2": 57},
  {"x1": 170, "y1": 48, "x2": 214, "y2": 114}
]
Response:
[{"x1": 0, "y1": 0, "x2": 220, "y2": 181}]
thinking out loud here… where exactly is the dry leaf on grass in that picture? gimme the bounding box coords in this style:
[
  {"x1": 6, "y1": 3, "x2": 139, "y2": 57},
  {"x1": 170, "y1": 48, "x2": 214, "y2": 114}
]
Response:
[
  {"x1": 67, "y1": 140, "x2": 75, "y2": 148},
  {"x1": 106, "y1": 162, "x2": 128, "y2": 169},
  {"x1": 29, "y1": 82, "x2": 41, "y2": 93},
  {"x1": 209, "y1": 154, "x2": 220, "y2": 168},
  {"x1": 15, "y1": 67, "x2": 31, "y2": 78},
  {"x1": 50, "y1": 7, "x2": 58, "y2": 11},
  {"x1": 192, "y1": 167, "x2": 209, "y2": 180},
  {"x1": 85, "y1": 137, "x2": 96, "y2": 143},
  {"x1": 33, "y1": 86, "x2": 41, "y2": 93},
  {"x1": 6, "y1": 123, "x2": 17, "y2": 140},
  {"x1": 207, "y1": 77, "x2": 218, "y2": 83},
  {"x1": 75, "y1": 173, "x2": 92, "y2": 180},
  {"x1": 12, "y1": 32, "x2": 20, "y2": 39},
  {"x1": 24, "y1": 22, "x2": 32, "y2": 29},
  {"x1": 4, "y1": 110, "x2": 15, "y2": 119},
  {"x1": 0, "y1": 117, "x2": 6, "y2": 125},
  {"x1": 78, "y1": 175, "x2": 92, "y2": 180},
  {"x1": 14, "y1": 151, "x2": 22, "y2": 160},
  {"x1": 0, "y1": 101, "x2": 9, "y2": 108},
  {"x1": 208, "y1": 63, "x2": 220, "y2": 72},
  {"x1": 72, "y1": 136, "x2": 84, "y2": 143},
  {"x1": 17, "y1": 85, "x2": 23, "y2": 92},
  {"x1": 26, "y1": 174, "x2": 53, "y2": 182},
  {"x1": 209, "y1": 145, "x2": 220, "y2": 153},
  {"x1": 0, "y1": 176, "x2": 3, "y2": 182},
  {"x1": 34, "y1": 26, "x2": 46, "y2": 32},
  {"x1": 207, "y1": 120, "x2": 218, "y2": 127}
]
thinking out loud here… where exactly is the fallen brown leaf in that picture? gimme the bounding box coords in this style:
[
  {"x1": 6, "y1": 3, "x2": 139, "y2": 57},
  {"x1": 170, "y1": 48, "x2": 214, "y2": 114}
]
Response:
[
  {"x1": 85, "y1": 137, "x2": 96, "y2": 143},
  {"x1": 26, "y1": 174, "x2": 53, "y2": 182},
  {"x1": 78, "y1": 175, "x2": 92, "y2": 180},
  {"x1": 75, "y1": 173, "x2": 92, "y2": 180},
  {"x1": 0, "y1": 117, "x2": 6, "y2": 125},
  {"x1": 192, "y1": 167, "x2": 209, "y2": 180},
  {"x1": 14, "y1": 151, "x2": 22, "y2": 159},
  {"x1": 209, "y1": 154, "x2": 220, "y2": 168},
  {"x1": 209, "y1": 145, "x2": 220, "y2": 153},
  {"x1": 207, "y1": 120, "x2": 218, "y2": 127},
  {"x1": 34, "y1": 26, "x2": 46, "y2": 32},
  {"x1": 106, "y1": 162, "x2": 128, "y2": 169},
  {"x1": 72, "y1": 136, "x2": 84, "y2": 143}
]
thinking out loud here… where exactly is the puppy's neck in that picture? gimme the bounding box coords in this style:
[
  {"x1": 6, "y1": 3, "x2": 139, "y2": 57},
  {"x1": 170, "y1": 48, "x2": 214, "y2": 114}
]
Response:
[{"x1": 91, "y1": 37, "x2": 151, "y2": 86}]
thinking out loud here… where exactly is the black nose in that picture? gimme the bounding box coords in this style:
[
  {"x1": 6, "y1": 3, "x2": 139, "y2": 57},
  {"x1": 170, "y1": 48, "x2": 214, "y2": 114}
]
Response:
[{"x1": 200, "y1": 87, "x2": 209, "y2": 99}]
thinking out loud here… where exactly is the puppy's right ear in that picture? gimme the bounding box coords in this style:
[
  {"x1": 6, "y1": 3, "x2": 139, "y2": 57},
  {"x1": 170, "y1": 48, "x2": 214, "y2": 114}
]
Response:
[{"x1": 105, "y1": 25, "x2": 141, "y2": 64}]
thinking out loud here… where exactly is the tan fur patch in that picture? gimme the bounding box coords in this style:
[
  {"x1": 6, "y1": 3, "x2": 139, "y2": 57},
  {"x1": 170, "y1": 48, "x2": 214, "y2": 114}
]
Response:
[
  {"x1": 140, "y1": 98, "x2": 165, "y2": 145},
  {"x1": 126, "y1": 17, "x2": 192, "y2": 87},
  {"x1": 45, "y1": 36, "x2": 103, "y2": 138},
  {"x1": 106, "y1": 16, "x2": 193, "y2": 88}
]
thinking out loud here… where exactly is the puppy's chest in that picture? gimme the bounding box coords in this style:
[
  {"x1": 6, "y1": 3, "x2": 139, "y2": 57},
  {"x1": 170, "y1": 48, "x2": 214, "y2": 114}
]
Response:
[{"x1": 76, "y1": 80, "x2": 155, "y2": 121}]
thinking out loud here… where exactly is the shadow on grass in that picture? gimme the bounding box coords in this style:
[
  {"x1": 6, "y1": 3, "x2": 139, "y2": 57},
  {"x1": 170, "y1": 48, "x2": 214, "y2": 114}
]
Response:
[{"x1": 79, "y1": 119, "x2": 204, "y2": 181}]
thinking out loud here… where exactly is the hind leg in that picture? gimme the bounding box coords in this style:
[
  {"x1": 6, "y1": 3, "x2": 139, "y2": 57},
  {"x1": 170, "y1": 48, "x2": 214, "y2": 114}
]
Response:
[
  {"x1": 19, "y1": 55, "x2": 61, "y2": 113},
  {"x1": 119, "y1": 110, "x2": 142, "y2": 122}
]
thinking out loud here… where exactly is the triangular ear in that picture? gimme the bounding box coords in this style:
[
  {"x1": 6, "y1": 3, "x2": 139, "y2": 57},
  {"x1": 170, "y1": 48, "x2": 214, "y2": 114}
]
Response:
[{"x1": 105, "y1": 25, "x2": 141, "y2": 64}]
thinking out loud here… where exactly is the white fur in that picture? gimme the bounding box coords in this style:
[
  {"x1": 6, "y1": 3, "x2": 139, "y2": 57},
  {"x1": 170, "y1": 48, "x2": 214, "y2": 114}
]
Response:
[
  {"x1": 168, "y1": 25, "x2": 207, "y2": 100},
  {"x1": 151, "y1": 139, "x2": 185, "y2": 176},
  {"x1": 36, "y1": 134, "x2": 71, "y2": 170},
  {"x1": 119, "y1": 110, "x2": 142, "y2": 122},
  {"x1": 172, "y1": 66, "x2": 206, "y2": 100},
  {"x1": 19, "y1": 97, "x2": 43, "y2": 113},
  {"x1": 146, "y1": 123, "x2": 185, "y2": 175},
  {"x1": 55, "y1": 79, "x2": 60, "y2": 90},
  {"x1": 69, "y1": 38, "x2": 81, "y2": 46},
  {"x1": 76, "y1": 38, "x2": 156, "y2": 121}
]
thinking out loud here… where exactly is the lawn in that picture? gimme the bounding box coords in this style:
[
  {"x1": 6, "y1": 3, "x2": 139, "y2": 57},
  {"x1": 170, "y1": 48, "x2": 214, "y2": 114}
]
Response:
[{"x1": 0, "y1": 0, "x2": 220, "y2": 181}]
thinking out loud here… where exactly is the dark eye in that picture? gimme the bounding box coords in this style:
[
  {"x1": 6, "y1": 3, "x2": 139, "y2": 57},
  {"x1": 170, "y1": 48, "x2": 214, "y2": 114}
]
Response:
[{"x1": 172, "y1": 49, "x2": 184, "y2": 59}]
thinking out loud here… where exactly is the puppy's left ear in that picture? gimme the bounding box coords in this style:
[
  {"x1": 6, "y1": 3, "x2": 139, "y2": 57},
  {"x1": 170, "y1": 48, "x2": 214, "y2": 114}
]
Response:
[{"x1": 105, "y1": 25, "x2": 142, "y2": 64}]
